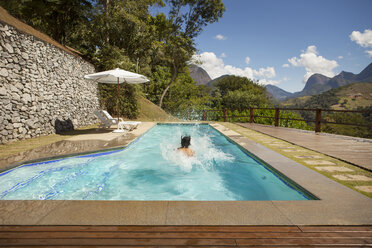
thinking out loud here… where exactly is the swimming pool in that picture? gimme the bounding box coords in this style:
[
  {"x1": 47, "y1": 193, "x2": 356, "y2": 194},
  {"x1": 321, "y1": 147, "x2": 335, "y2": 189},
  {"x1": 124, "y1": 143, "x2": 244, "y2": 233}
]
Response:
[{"x1": 0, "y1": 124, "x2": 316, "y2": 200}]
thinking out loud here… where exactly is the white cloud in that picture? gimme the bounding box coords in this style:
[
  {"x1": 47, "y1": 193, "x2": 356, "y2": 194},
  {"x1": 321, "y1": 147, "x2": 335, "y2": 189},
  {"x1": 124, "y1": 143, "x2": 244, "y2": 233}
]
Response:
[
  {"x1": 350, "y1": 29, "x2": 372, "y2": 48},
  {"x1": 220, "y1": 53, "x2": 226, "y2": 58},
  {"x1": 350, "y1": 29, "x2": 372, "y2": 57},
  {"x1": 245, "y1": 56, "x2": 250, "y2": 64},
  {"x1": 215, "y1": 34, "x2": 226, "y2": 40},
  {"x1": 282, "y1": 63, "x2": 290, "y2": 68},
  {"x1": 192, "y1": 52, "x2": 277, "y2": 85},
  {"x1": 338, "y1": 56, "x2": 343, "y2": 59},
  {"x1": 288, "y1": 45, "x2": 338, "y2": 82},
  {"x1": 258, "y1": 79, "x2": 280, "y2": 85}
]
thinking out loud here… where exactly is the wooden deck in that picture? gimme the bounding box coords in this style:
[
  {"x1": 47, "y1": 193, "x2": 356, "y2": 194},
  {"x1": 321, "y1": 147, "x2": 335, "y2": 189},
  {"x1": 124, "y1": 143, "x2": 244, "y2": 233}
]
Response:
[
  {"x1": 1, "y1": 225, "x2": 372, "y2": 246},
  {"x1": 238, "y1": 123, "x2": 372, "y2": 171}
]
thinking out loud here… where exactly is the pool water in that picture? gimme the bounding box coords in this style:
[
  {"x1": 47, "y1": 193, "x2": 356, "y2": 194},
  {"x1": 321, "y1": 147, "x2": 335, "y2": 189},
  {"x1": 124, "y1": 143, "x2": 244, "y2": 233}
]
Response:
[{"x1": 0, "y1": 124, "x2": 314, "y2": 200}]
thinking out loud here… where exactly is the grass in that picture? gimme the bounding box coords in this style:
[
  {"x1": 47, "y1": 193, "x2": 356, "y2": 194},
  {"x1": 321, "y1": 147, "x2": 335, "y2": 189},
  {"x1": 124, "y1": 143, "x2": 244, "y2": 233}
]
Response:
[
  {"x1": 136, "y1": 95, "x2": 179, "y2": 122},
  {"x1": 221, "y1": 122, "x2": 372, "y2": 199},
  {"x1": 0, "y1": 124, "x2": 101, "y2": 160}
]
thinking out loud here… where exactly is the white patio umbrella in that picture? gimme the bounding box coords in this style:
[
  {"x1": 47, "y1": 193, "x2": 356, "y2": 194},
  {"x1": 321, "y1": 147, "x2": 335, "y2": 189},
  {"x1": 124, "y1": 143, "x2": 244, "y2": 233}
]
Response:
[{"x1": 84, "y1": 68, "x2": 149, "y2": 132}]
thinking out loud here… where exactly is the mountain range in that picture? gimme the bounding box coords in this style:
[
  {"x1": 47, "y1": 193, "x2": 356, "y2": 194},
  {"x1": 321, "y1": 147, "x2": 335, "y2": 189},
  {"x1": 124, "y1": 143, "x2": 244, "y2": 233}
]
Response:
[
  {"x1": 188, "y1": 62, "x2": 372, "y2": 101},
  {"x1": 266, "y1": 62, "x2": 372, "y2": 101}
]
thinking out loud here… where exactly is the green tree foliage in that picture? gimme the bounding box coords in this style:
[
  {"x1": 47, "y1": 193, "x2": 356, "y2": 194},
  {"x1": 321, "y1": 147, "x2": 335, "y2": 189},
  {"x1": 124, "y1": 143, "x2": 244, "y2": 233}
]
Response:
[
  {"x1": 158, "y1": 0, "x2": 225, "y2": 108},
  {"x1": 0, "y1": 0, "x2": 92, "y2": 45},
  {"x1": 214, "y1": 75, "x2": 270, "y2": 109}
]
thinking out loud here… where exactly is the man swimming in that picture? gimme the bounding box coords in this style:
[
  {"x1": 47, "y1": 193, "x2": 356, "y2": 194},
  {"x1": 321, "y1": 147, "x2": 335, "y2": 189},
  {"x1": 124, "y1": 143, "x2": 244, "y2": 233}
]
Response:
[{"x1": 177, "y1": 136, "x2": 194, "y2": 157}]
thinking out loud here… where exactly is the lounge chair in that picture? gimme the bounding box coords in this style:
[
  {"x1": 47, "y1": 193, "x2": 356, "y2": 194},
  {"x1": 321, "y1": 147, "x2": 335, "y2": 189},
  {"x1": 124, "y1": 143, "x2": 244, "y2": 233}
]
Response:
[
  {"x1": 94, "y1": 110, "x2": 141, "y2": 131},
  {"x1": 94, "y1": 110, "x2": 123, "y2": 129}
]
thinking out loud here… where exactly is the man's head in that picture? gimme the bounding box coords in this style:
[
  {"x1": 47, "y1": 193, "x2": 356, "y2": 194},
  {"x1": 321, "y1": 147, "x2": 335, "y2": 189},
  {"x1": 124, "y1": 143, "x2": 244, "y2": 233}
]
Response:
[{"x1": 181, "y1": 136, "x2": 191, "y2": 148}]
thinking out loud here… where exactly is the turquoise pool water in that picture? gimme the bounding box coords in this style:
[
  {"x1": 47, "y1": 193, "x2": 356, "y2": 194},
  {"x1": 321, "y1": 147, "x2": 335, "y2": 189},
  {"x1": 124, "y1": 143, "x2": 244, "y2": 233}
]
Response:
[{"x1": 0, "y1": 124, "x2": 314, "y2": 200}]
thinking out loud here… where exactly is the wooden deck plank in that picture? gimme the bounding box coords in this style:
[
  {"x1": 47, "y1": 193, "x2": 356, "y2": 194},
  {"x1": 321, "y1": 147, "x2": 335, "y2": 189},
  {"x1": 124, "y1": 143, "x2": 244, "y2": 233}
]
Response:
[
  {"x1": 1, "y1": 231, "x2": 371, "y2": 239},
  {"x1": 1, "y1": 225, "x2": 371, "y2": 247},
  {"x1": 0, "y1": 238, "x2": 237, "y2": 246},
  {"x1": 0, "y1": 225, "x2": 301, "y2": 233},
  {"x1": 236, "y1": 238, "x2": 372, "y2": 246},
  {"x1": 299, "y1": 226, "x2": 372, "y2": 232}
]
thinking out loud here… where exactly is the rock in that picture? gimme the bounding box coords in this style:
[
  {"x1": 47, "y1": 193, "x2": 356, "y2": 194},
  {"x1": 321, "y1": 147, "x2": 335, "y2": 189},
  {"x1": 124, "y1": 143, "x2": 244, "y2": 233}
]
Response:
[
  {"x1": 22, "y1": 93, "x2": 31, "y2": 103},
  {"x1": 26, "y1": 120, "x2": 35, "y2": 128},
  {"x1": 0, "y1": 68, "x2": 8, "y2": 77},
  {"x1": 0, "y1": 25, "x2": 9, "y2": 31},
  {"x1": 11, "y1": 92, "x2": 20, "y2": 101},
  {"x1": 4, "y1": 103, "x2": 12, "y2": 110},
  {"x1": 13, "y1": 122, "x2": 22, "y2": 128},
  {"x1": 12, "y1": 116, "x2": 20, "y2": 123},
  {"x1": 6, "y1": 63, "x2": 14, "y2": 69},
  {"x1": 1, "y1": 130, "x2": 8, "y2": 136},
  {"x1": 18, "y1": 127, "x2": 25, "y2": 133},
  {"x1": 0, "y1": 87, "x2": 6, "y2": 95},
  {"x1": 15, "y1": 82, "x2": 23, "y2": 90},
  {"x1": 4, "y1": 43, "x2": 14, "y2": 53},
  {"x1": 21, "y1": 52, "x2": 29, "y2": 60},
  {"x1": 5, "y1": 124, "x2": 13, "y2": 130}
]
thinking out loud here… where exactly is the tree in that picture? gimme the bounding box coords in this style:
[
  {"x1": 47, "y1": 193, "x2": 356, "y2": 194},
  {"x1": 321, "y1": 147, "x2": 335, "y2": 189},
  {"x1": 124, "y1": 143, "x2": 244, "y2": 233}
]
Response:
[
  {"x1": 158, "y1": 0, "x2": 225, "y2": 108},
  {"x1": 0, "y1": 0, "x2": 92, "y2": 45}
]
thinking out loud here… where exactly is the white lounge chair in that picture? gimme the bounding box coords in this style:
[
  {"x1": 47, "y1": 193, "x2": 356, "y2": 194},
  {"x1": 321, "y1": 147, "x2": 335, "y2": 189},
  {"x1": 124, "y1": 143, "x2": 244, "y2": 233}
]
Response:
[
  {"x1": 94, "y1": 110, "x2": 141, "y2": 132},
  {"x1": 94, "y1": 110, "x2": 123, "y2": 129}
]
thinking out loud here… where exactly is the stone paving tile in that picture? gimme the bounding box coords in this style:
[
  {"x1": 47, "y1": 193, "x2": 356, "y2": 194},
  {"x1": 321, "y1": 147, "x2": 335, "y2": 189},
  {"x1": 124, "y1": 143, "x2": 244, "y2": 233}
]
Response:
[
  {"x1": 333, "y1": 174, "x2": 372, "y2": 181},
  {"x1": 277, "y1": 147, "x2": 297, "y2": 150},
  {"x1": 294, "y1": 155, "x2": 323, "y2": 159},
  {"x1": 355, "y1": 186, "x2": 372, "y2": 193},
  {"x1": 282, "y1": 149, "x2": 306, "y2": 153},
  {"x1": 315, "y1": 166, "x2": 354, "y2": 172},
  {"x1": 304, "y1": 160, "x2": 336, "y2": 165}
]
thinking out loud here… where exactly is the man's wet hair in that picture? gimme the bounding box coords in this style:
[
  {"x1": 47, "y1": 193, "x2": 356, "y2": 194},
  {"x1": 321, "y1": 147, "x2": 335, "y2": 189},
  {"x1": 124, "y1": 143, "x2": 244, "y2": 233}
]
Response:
[{"x1": 181, "y1": 136, "x2": 191, "y2": 148}]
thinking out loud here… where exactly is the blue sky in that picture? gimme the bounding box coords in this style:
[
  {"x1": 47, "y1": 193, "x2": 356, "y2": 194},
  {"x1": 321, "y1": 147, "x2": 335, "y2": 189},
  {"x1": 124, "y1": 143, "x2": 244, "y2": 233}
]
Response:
[{"x1": 190, "y1": 0, "x2": 372, "y2": 92}]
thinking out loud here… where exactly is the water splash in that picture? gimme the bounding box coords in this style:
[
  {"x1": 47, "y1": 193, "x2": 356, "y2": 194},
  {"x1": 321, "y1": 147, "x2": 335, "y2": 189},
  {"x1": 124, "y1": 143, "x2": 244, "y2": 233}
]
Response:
[{"x1": 160, "y1": 126, "x2": 234, "y2": 172}]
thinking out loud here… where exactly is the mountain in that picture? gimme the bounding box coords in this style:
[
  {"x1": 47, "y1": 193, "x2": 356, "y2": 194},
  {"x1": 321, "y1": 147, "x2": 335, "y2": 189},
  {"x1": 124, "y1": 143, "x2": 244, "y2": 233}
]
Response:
[
  {"x1": 188, "y1": 64, "x2": 211, "y2": 85},
  {"x1": 290, "y1": 74, "x2": 331, "y2": 98},
  {"x1": 269, "y1": 62, "x2": 372, "y2": 101},
  {"x1": 265, "y1": 85, "x2": 293, "y2": 101}
]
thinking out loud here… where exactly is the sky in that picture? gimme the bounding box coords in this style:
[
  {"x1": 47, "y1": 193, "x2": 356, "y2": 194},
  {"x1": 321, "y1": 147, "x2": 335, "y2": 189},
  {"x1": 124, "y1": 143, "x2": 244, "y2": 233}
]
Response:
[{"x1": 190, "y1": 0, "x2": 372, "y2": 93}]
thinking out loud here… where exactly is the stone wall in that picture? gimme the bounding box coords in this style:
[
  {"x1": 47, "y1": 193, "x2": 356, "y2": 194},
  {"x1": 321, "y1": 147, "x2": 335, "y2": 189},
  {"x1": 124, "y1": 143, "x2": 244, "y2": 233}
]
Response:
[{"x1": 0, "y1": 22, "x2": 99, "y2": 144}]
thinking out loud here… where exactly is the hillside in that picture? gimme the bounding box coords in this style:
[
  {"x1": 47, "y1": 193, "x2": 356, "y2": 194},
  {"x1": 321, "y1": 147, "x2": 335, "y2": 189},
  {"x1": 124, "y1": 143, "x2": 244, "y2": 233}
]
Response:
[
  {"x1": 136, "y1": 95, "x2": 178, "y2": 121},
  {"x1": 282, "y1": 82, "x2": 372, "y2": 110},
  {"x1": 281, "y1": 95, "x2": 311, "y2": 107},
  {"x1": 331, "y1": 82, "x2": 372, "y2": 110}
]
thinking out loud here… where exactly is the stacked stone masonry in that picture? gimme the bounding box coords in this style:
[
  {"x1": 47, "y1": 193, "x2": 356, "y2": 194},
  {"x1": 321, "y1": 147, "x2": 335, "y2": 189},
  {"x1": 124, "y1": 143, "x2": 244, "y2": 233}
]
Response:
[{"x1": 0, "y1": 22, "x2": 99, "y2": 144}]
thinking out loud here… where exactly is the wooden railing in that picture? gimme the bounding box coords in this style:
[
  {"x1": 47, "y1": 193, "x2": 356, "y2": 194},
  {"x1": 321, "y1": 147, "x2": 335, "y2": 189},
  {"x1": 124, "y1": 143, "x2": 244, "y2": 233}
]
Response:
[{"x1": 200, "y1": 107, "x2": 371, "y2": 133}]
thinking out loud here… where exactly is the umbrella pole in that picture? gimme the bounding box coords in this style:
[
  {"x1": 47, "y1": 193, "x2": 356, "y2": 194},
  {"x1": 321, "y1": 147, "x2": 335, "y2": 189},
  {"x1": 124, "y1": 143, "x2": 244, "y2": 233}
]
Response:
[{"x1": 117, "y1": 77, "x2": 119, "y2": 124}]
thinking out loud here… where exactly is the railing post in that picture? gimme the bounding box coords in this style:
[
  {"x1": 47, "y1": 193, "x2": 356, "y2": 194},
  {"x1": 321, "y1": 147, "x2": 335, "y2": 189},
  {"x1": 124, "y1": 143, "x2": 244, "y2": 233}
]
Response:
[
  {"x1": 275, "y1": 108, "x2": 279, "y2": 127},
  {"x1": 249, "y1": 108, "x2": 254, "y2": 123},
  {"x1": 223, "y1": 109, "x2": 227, "y2": 122},
  {"x1": 315, "y1": 108, "x2": 322, "y2": 133},
  {"x1": 203, "y1": 110, "x2": 206, "y2": 121}
]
